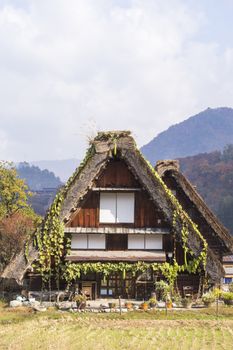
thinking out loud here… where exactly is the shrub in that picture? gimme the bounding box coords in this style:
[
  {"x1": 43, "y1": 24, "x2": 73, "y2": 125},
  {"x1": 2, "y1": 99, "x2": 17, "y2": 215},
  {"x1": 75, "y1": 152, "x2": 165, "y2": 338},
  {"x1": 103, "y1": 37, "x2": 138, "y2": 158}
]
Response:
[
  {"x1": 222, "y1": 292, "x2": 233, "y2": 305},
  {"x1": 181, "y1": 297, "x2": 192, "y2": 308},
  {"x1": 148, "y1": 297, "x2": 157, "y2": 307},
  {"x1": 228, "y1": 283, "x2": 233, "y2": 293},
  {"x1": 73, "y1": 294, "x2": 86, "y2": 303},
  {"x1": 202, "y1": 292, "x2": 215, "y2": 306}
]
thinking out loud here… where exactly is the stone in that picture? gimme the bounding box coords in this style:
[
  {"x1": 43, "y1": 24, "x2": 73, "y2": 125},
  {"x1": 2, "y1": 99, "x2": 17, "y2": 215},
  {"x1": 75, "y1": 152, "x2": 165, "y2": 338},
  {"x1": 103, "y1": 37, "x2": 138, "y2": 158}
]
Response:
[
  {"x1": 10, "y1": 300, "x2": 22, "y2": 307},
  {"x1": 33, "y1": 305, "x2": 47, "y2": 312},
  {"x1": 104, "y1": 308, "x2": 111, "y2": 313},
  {"x1": 16, "y1": 296, "x2": 26, "y2": 302},
  {"x1": 120, "y1": 308, "x2": 128, "y2": 313},
  {"x1": 28, "y1": 298, "x2": 36, "y2": 303},
  {"x1": 157, "y1": 302, "x2": 165, "y2": 308}
]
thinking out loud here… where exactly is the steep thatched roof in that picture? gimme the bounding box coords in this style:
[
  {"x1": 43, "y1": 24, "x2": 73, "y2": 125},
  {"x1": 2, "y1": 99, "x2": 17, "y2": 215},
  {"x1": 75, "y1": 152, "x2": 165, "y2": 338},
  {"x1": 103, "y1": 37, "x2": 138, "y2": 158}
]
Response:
[
  {"x1": 1, "y1": 131, "x2": 226, "y2": 284},
  {"x1": 1, "y1": 242, "x2": 38, "y2": 285},
  {"x1": 156, "y1": 160, "x2": 233, "y2": 256}
]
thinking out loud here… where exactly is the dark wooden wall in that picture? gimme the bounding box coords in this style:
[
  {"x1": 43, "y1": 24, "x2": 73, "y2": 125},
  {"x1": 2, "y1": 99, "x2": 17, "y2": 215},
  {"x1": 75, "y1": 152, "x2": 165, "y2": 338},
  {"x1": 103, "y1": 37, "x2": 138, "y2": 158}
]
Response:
[
  {"x1": 68, "y1": 159, "x2": 169, "y2": 228},
  {"x1": 96, "y1": 160, "x2": 140, "y2": 188}
]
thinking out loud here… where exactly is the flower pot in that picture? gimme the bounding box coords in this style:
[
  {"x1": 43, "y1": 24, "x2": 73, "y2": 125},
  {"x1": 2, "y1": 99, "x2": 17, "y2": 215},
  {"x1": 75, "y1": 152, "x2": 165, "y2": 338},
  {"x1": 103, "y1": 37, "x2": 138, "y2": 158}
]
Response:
[
  {"x1": 166, "y1": 301, "x2": 173, "y2": 309},
  {"x1": 203, "y1": 301, "x2": 212, "y2": 308},
  {"x1": 108, "y1": 302, "x2": 116, "y2": 309},
  {"x1": 140, "y1": 303, "x2": 148, "y2": 311},
  {"x1": 149, "y1": 303, "x2": 157, "y2": 308},
  {"x1": 76, "y1": 301, "x2": 86, "y2": 310},
  {"x1": 125, "y1": 302, "x2": 133, "y2": 310},
  {"x1": 181, "y1": 300, "x2": 192, "y2": 309}
]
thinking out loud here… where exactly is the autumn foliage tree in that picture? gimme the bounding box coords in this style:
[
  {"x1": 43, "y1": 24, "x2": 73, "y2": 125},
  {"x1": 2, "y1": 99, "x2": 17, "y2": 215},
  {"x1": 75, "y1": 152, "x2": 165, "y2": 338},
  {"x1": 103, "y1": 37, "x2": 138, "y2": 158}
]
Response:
[
  {"x1": 179, "y1": 145, "x2": 233, "y2": 235},
  {"x1": 0, "y1": 161, "x2": 40, "y2": 272}
]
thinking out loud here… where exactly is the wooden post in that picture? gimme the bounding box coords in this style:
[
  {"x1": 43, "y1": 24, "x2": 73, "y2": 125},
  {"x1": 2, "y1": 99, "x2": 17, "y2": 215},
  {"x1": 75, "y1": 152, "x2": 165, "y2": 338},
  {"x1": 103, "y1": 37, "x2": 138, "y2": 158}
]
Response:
[
  {"x1": 119, "y1": 296, "x2": 122, "y2": 315},
  {"x1": 216, "y1": 280, "x2": 220, "y2": 318},
  {"x1": 49, "y1": 274, "x2": 51, "y2": 303}
]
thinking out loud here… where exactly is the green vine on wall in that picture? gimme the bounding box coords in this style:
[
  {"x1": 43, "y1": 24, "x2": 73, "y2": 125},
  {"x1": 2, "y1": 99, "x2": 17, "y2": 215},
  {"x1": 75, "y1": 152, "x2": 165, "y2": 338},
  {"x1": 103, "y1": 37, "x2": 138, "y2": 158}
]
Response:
[
  {"x1": 31, "y1": 136, "x2": 208, "y2": 288},
  {"x1": 142, "y1": 155, "x2": 208, "y2": 274},
  {"x1": 33, "y1": 145, "x2": 95, "y2": 282},
  {"x1": 62, "y1": 261, "x2": 180, "y2": 287}
]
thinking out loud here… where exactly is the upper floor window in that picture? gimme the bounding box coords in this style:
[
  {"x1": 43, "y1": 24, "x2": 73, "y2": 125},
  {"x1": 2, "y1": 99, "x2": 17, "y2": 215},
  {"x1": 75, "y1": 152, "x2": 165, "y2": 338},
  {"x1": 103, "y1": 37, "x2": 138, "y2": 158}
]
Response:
[{"x1": 100, "y1": 193, "x2": 135, "y2": 223}]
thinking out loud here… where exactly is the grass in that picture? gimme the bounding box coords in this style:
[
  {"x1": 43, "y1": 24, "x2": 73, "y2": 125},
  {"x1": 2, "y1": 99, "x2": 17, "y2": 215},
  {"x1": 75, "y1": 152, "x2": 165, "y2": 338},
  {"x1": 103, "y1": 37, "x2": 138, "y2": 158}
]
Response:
[{"x1": 1, "y1": 302, "x2": 233, "y2": 350}]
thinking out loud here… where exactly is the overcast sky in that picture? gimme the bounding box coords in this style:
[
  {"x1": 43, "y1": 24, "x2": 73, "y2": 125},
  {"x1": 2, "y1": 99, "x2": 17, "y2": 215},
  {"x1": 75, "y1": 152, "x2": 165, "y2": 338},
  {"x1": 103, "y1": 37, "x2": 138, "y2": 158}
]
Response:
[{"x1": 1, "y1": 0, "x2": 233, "y2": 161}]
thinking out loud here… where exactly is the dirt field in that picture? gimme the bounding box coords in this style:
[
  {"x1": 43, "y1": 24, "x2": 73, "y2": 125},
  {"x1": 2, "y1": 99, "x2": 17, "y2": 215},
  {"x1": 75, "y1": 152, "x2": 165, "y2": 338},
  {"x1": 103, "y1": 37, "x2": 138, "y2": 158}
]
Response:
[{"x1": 1, "y1": 305, "x2": 233, "y2": 350}]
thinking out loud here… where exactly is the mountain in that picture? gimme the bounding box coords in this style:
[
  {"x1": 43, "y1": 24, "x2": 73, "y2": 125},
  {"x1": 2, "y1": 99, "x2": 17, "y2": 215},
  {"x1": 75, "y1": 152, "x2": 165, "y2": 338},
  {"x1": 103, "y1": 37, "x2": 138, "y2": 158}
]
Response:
[
  {"x1": 141, "y1": 107, "x2": 233, "y2": 165},
  {"x1": 17, "y1": 163, "x2": 63, "y2": 216},
  {"x1": 17, "y1": 162, "x2": 63, "y2": 191},
  {"x1": 30, "y1": 158, "x2": 80, "y2": 182},
  {"x1": 179, "y1": 145, "x2": 233, "y2": 235}
]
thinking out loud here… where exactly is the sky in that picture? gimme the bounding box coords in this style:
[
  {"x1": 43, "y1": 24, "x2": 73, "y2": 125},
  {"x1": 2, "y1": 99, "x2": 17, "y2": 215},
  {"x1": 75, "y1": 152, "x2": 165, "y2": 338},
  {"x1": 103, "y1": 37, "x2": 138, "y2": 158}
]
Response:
[{"x1": 0, "y1": 0, "x2": 233, "y2": 161}]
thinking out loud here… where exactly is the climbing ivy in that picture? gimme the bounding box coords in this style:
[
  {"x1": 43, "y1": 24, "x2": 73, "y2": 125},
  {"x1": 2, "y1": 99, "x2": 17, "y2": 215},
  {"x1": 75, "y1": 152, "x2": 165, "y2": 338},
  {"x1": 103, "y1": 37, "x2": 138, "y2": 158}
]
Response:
[
  {"x1": 31, "y1": 134, "x2": 208, "y2": 287},
  {"x1": 62, "y1": 261, "x2": 181, "y2": 287},
  {"x1": 33, "y1": 145, "x2": 95, "y2": 282},
  {"x1": 141, "y1": 153, "x2": 208, "y2": 274}
]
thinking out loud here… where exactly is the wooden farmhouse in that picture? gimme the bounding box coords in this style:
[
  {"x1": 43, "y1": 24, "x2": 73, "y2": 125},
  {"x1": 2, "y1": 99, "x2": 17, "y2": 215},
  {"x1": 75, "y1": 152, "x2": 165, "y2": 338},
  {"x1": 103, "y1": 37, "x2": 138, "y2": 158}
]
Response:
[{"x1": 2, "y1": 131, "x2": 233, "y2": 300}]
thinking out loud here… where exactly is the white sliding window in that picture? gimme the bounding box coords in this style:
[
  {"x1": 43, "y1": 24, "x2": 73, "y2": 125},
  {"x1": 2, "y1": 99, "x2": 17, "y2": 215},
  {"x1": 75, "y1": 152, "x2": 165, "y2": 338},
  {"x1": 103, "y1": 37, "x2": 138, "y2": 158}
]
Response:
[
  {"x1": 116, "y1": 193, "x2": 135, "y2": 223},
  {"x1": 88, "y1": 234, "x2": 105, "y2": 249},
  {"x1": 100, "y1": 193, "x2": 116, "y2": 223},
  {"x1": 128, "y1": 234, "x2": 144, "y2": 249},
  {"x1": 145, "y1": 235, "x2": 163, "y2": 250},
  {"x1": 71, "y1": 234, "x2": 88, "y2": 249},
  {"x1": 71, "y1": 234, "x2": 106, "y2": 249},
  {"x1": 99, "y1": 193, "x2": 135, "y2": 223}
]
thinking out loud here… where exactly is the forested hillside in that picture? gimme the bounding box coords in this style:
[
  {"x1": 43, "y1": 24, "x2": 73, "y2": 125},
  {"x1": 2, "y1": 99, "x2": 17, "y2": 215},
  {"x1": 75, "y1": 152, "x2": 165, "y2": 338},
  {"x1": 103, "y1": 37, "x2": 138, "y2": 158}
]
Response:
[
  {"x1": 179, "y1": 145, "x2": 233, "y2": 234},
  {"x1": 17, "y1": 162, "x2": 63, "y2": 190},
  {"x1": 17, "y1": 162, "x2": 62, "y2": 216},
  {"x1": 142, "y1": 107, "x2": 233, "y2": 164}
]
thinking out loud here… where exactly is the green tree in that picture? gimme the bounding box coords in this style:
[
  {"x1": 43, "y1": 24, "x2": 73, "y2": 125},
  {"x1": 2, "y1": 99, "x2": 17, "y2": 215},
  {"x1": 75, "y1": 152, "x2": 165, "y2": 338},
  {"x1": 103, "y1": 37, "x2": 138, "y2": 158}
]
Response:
[{"x1": 0, "y1": 161, "x2": 33, "y2": 218}]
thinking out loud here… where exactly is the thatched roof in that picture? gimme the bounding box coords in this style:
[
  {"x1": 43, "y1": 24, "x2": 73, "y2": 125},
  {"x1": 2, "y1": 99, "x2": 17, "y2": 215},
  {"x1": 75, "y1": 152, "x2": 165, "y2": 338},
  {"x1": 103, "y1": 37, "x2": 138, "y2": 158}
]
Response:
[
  {"x1": 1, "y1": 131, "x2": 227, "y2": 284},
  {"x1": 156, "y1": 160, "x2": 233, "y2": 256},
  {"x1": 1, "y1": 241, "x2": 38, "y2": 285}
]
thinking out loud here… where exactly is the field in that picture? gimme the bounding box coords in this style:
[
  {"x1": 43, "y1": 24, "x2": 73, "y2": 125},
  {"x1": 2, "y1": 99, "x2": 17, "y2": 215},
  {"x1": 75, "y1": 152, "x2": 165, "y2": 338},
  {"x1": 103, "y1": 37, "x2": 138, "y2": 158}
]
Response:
[{"x1": 1, "y1": 302, "x2": 233, "y2": 350}]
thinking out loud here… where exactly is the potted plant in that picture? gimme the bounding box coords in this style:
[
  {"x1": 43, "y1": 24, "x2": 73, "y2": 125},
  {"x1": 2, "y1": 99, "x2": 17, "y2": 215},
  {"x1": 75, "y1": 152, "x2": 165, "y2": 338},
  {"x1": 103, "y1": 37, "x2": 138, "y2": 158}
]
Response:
[
  {"x1": 228, "y1": 283, "x2": 233, "y2": 293},
  {"x1": 140, "y1": 301, "x2": 148, "y2": 311},
  {"x1": 125, "y1": 301, "x2": 133, "y2": 310},
  {"x1": 108, "y1": 302, "x2": 116, "y2": 309},
  {"x1": 166, "y1": 298, "x2": 173, "y2": 309},
  {"x1": 155, "y1": 280, "x2": 173, "y2": 308},
  {"x1": 73, "y1": 294, "x2": 87, "y2": 309},
  {"x1": 181, "y1": 297, "x2": 192, "y2": 308},
  {"x1": 148, "y1": 297, "x2": 157, "y2": 308},
  {"x1": 222, "y1": 292, "x2": 233, "y2": 306},
  {"x1": 202, "y1": 292, "x2": 215, "y2": 307}
]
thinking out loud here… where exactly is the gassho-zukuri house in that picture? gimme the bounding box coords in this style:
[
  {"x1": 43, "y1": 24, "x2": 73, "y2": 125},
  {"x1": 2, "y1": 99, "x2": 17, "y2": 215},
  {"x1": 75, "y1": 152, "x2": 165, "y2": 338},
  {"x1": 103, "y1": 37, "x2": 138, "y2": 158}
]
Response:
[{"x1": 2, "y1": 131, "x2": 233, "y2": 300}]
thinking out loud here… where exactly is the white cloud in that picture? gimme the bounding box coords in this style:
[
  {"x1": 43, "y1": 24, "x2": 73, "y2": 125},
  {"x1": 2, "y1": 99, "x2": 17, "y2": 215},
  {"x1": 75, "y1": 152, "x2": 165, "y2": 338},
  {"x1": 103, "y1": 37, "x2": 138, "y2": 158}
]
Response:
[{"x1": 0, "y1": 0, "x2": 232, "y2": 161}]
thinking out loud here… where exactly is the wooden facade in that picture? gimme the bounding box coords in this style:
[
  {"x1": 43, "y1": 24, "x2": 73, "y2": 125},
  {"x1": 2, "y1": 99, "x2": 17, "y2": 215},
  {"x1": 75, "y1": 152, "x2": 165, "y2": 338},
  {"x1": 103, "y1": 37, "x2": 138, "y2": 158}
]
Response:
[
  {"x1": 3, "y1": 131, "x2": 232, "y2": 298},
  {"x1": 64, "y1": 158, "x2": 200, "y2": 299}
]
